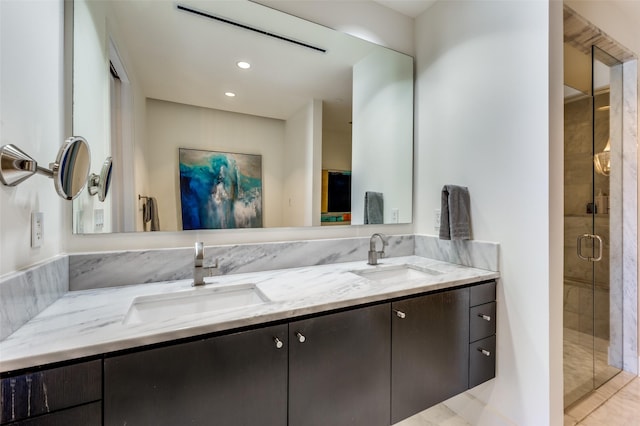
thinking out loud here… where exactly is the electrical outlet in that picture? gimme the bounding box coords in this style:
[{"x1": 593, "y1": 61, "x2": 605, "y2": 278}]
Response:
[
  {"x1": 94, "y1": 209, "x2": 105, "y2": 230},
  {"x1": 31, "y1": 212, "x2": 43, "y2": 248},
  {"x1": 434, "y1": 209, "x2": 441, "y2": 229},
  {"x1": 391, "y1": 208, "x2": 399, "y2": 223}
]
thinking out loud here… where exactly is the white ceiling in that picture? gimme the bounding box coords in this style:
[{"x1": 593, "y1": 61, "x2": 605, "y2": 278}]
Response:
[
  {"x1": 379, "y1": 0, "x2": 640, "y2": 23},
  {"x1": 107, "y1": 1, "x2": 390, "y2": 132},
  {"x1": 614, "y1": 0, "x2": 640, "y2": 22},
  {"x1": 373, "y1": 0, "x2": 436, "y2": 18}
]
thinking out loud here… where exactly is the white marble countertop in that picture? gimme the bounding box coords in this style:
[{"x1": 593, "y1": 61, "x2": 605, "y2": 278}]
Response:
[{"x1": 0, "y1": 255, "x2": 499, "y2": 373}]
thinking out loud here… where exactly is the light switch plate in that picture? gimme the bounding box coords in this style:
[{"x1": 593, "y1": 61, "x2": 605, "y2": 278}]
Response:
[
  {"x1": 31, "y1": 212, "x2": 43, "y2": 248},
  {"x1": 434, "y1": 209, "x2": 441, "y2": 229},
  {"x1": 391, "y1": 208, "x2": 399, "y2": 223}
]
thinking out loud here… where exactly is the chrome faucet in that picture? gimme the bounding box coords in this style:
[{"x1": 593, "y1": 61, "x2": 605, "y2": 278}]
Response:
[
  {"x1": 193, "y1": 242, "x2": 219, "y2": 286},
  {"x1": 368, "y1": 233, "x2": 389, "y2": 265}
]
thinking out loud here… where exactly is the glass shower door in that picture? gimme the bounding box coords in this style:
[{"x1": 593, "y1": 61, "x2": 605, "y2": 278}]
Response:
[
  {"x1": 563, "y1": 81, "x2": 596, "y2": 408},
  {"x1": 591, "y1": 46, "x2": 623, "y2": 391},
  {"x1": 563, "y1": 45, "x2": 623, "y2": 408}
]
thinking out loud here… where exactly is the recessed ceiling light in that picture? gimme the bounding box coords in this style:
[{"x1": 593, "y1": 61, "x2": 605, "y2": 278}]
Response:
[
  {"x1": 237, "y1": 61, "x2": 251, "y2": 70},
  {"x1": 225, "y1": 92, "x2": 236, "y2": 97}
]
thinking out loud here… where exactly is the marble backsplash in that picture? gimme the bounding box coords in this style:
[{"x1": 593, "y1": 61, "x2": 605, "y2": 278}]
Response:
[
  {"x1": 414, "y1": 234, "x2": 499, "y2": 272},
  {"x1": 0, "y1": 256, "x2": 68, "y2": 341},
  {"x1": 68, "y1": 235, "x2": 416, "y2": 291},
  {"x1": 0, "y1": 233, "x2": 499, "y2": 341}
]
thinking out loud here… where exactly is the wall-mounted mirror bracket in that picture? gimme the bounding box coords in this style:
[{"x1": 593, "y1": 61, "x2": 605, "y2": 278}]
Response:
[
  {"x1": 0, "y1": 136, "x2": 91, "y2": 200},
  {"x1": 88, "y1": 156, "x2": 113, "y2": 202}
]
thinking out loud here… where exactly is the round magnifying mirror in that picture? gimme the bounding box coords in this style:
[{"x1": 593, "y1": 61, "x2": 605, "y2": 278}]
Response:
[
  {"x1": 52, "y1": 136, "x2": 91, "y2": 200},
  {"x1": 88, "y1": 156, "x2": 113, "y2": 202}
]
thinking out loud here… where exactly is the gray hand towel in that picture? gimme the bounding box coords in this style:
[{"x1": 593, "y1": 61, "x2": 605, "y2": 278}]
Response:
[
  {"x1": 364, "y1": 191, "x2": 384, "y2": 224},
  {"x1": 439, "y1": 185, "x2": 471, "y2": 240},
  {"x1": 143, "y1": 197, "x2": 160, "y2": 232}
]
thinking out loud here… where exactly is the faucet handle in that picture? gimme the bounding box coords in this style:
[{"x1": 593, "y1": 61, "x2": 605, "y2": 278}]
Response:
[{"x1": 207, "y1": 258, "x2": 220, "y2": 270}]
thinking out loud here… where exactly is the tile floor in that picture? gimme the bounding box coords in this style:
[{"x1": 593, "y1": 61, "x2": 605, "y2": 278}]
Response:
[
  {"x1": 394, "y1": 372, "x2": 640, "y2": 425},
  {"x1": 565, "y1": 371, "x2": 640, "y2": 425},
  {"x1": 564, "y1": 328, "x2": 622, "y2": 407},
  {"x1": 395, "y1": 403, "x2": 470, "y2": 426}
]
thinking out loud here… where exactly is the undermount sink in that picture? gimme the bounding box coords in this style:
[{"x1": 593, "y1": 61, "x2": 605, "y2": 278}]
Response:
[
  {"x1": 123, "y1": 283, "x2": 270, "y2": 325},
  {"x1": 351, "y1": 263, "x2": 443, "y2": 283}
]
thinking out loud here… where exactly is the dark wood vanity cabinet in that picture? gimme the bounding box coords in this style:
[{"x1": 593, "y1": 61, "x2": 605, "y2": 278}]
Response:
[
  {"x1": 288, "y1": 303, "x2": 391, "y2": 426},
  {"x1": 5, "y1": 280, "x2": 496, "y2": 426},
  {"x1": 390, "y1": 288, "x2": 470, "y2": 424},
  {"x1": 469, "y1": 281, "x2": 497, "y2": 388},
  {"x1": 103, "y1": 324, "x2": 288, "y2": 426},
  {"x1": 0, "y1": 360, "x2": 101, "y2": 425},
  {"x1": 104, "y1": 305, "x2": 390, "y2": 426}
]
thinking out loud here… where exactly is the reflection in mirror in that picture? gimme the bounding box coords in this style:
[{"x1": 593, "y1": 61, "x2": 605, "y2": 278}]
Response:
[
  {"x1": 54, "y1": 136, "x2": 92, "y2": 200},
  {"x1": 72, "y1": 0, "x2": 413, "y2": 233},
  {"x1": 88, "y1": 157, "x2": 113, "y2": 202}
]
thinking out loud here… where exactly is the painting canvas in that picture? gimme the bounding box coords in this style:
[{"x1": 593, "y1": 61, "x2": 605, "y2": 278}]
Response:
[{"x1": 179, "y1": 148, "x2": 263, "y2": 230}]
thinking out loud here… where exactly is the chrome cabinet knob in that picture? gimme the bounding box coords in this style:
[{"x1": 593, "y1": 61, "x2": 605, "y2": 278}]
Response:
[
  {"x1": 478, "y1": 348, "x2": 491, "y2": 357},
  {"x1": 274, "y1": 337, "x2": 284, "y2": 349},
  {"x1": 296, "y1": 332, "x2": 306, "y2": 343},
  {"x1": 478, "y1": 313, "x2": 491, "y2": 321},
  {"x1": 393, "y1": 309, "x2": 406, "y2": 319}
]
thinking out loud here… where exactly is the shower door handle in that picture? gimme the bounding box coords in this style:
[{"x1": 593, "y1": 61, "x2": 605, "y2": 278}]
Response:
[{"x1": 577, "y1": 234, "x2": 603, "y2": 262}]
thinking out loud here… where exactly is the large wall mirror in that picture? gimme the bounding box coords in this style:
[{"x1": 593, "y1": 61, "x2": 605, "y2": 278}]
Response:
[{"x1": 72, "y1": 0, "x2": 413, "y2": 234}]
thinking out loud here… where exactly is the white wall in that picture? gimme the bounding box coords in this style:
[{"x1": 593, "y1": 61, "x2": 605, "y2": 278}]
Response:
[
  {"x1": 145, "y1": 99, "x2": 286, "y2": 230},
  {"x1": 322, "y1": 128, "x2": 351, "y2": 171},
  {"x1": 282, "y1": 100, "x2": 323, "y2": 227},
  {"x1": 0, "y1": 0, "x2": 65, "y2": 276},
  {"x1": 352, "y1": 48, "x2": 414, "y2": 225},
  {"x1": 414, "y1": 1, "x2": 557, "y2": 424}
]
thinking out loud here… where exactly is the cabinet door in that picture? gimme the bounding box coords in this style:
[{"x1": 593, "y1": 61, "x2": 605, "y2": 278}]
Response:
[
  {"x1": 0, "y1": 360, "x2": 101, "y2": 424},
  {"x1": 289, "y1": 304, "x2": 390, "y2": 426},
  {"x1": 104, "y1": 324, "x2": 288, "y2": 426},
  {"x1": 391, "y1": 288, "x2": 470, "y2": 424}
]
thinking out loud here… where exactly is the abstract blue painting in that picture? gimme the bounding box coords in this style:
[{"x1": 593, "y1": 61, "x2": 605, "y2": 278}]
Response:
[{"x1": 179, "y1": 148, "x2": 263, "y2": 230}]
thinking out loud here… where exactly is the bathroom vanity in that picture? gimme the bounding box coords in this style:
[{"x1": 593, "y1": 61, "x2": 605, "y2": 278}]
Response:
[{"x1": 0, "y1": 256, "x2": 497, "y2": 425}]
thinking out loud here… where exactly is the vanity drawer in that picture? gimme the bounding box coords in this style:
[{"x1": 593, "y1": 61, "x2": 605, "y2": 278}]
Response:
[
  {"x1": 0, "y1": 360, "x2": 102, "y2": 424},
  {"x1": 470, "y1": 302, "x2": 496, "y2": 342},
  {"x1": 470, "y1": 281, "x2": 496, "y2": 306},
  {"x1": 4, "y1": 402, "x2": 102, "y2": 426},
  {"x1": 469, "y1": 335, "x2": 496, "y2": 388}
]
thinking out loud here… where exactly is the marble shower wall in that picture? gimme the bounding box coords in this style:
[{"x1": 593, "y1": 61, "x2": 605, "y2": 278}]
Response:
[{"x1": 621, "y1": 60, "x2": 637, "y2": 374}]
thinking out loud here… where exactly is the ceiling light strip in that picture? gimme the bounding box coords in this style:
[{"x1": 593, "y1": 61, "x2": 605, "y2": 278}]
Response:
[{"x1": 176, "y1": 4, "x2": 327, "y2": 53}]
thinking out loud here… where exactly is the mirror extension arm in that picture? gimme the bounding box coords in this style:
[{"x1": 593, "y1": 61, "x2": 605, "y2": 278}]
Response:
[{"x1": 0, "y1": 136, "x2": 91, "y2": 200}]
